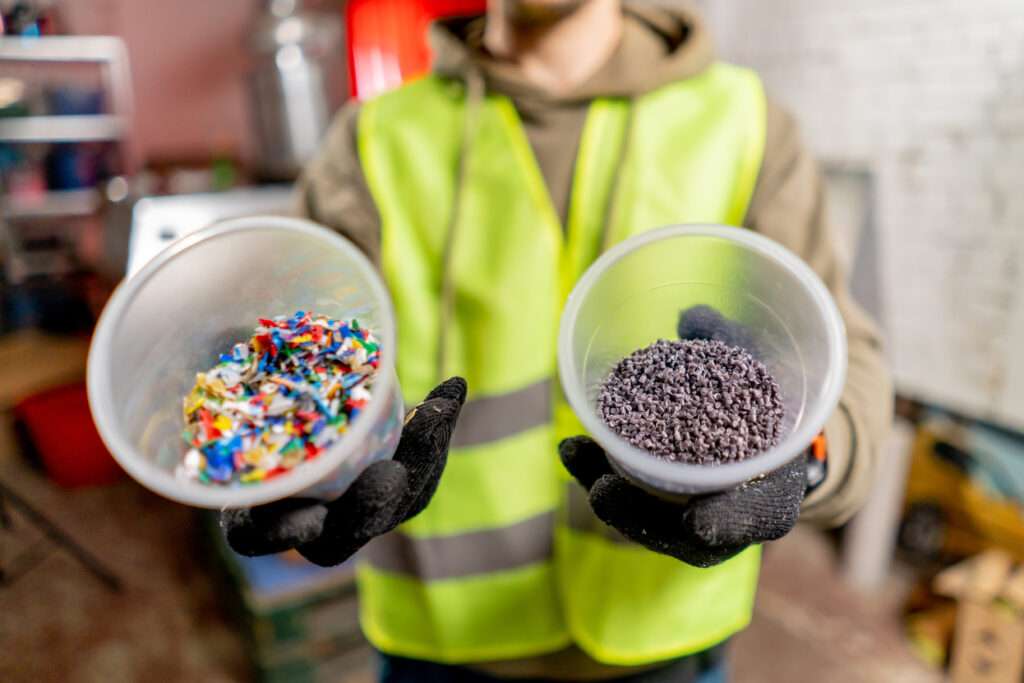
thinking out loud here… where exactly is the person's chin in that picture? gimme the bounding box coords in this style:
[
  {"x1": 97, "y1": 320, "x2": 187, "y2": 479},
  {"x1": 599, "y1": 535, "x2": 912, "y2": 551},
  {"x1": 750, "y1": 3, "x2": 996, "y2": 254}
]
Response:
[{"x1": 506, "y1": 0, "x2": 588, "y2": 24}]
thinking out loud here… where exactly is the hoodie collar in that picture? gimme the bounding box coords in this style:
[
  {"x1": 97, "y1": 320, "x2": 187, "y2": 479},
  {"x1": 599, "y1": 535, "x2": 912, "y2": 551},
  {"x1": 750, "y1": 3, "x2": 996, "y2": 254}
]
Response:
[{"x1": 430, "y1": 2, "x2": 715, "y2": 105}]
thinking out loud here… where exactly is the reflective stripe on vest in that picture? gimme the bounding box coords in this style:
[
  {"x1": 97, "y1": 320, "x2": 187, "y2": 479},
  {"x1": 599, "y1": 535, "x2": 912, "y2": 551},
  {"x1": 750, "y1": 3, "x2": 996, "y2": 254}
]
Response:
[{"x1": 357, "y1": 63, "x2": 767, "y2": 665}]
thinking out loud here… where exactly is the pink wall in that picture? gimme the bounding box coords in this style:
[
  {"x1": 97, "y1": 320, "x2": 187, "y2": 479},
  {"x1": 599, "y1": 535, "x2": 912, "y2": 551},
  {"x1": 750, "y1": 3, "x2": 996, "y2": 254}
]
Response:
[{"x1": 61, "y1": 0, "x2": 257, "y2": 164}]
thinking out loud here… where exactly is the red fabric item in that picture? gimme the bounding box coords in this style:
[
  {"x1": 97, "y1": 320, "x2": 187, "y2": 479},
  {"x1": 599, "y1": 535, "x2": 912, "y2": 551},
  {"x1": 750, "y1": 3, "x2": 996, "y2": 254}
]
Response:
[
  {"x1": 347, "y1": 0, "x2": 486, "y2": 100},
  {"x1": 13, "y1": 382, "x2": 124, "y2": 488}
]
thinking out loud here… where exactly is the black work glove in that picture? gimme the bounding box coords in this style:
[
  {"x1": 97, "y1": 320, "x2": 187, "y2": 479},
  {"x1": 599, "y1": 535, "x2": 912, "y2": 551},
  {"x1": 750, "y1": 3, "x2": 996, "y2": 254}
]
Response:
[
  {"x1": 221, "y1": 377, "x2": 467, "y2": 567},
  {"x1": 676, "y1": 303, "x2": 759, "y2": 350},
  {"x1": 560, "y1": 305, "x2": 806, "y2": 568},
  {"x1": 560, "y1": 437, "x2": 806, "y2": 568}
]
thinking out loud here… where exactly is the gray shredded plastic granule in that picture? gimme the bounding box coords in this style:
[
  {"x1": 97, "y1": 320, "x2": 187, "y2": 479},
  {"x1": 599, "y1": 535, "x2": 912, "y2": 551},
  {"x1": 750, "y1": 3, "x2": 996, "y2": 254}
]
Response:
[{"x1": 597, "y1": 339, "x2": 785, "y2": 465}]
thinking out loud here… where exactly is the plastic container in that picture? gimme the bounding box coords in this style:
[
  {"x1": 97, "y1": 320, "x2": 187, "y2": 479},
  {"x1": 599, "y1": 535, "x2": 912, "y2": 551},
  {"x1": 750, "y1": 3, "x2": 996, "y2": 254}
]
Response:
[
  {"x1": 558, "y1": 224, "x2": 847, "y2": 496},
  {"x1": 87, "y1": 216, "x2": 403, "y2": 509}
]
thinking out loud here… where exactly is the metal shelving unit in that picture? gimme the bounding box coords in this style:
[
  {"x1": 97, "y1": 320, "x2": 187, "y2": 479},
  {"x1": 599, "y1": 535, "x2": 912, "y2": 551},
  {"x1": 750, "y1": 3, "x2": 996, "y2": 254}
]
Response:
[
  {"x1": 0, "y1": 36, "x2": 135, "y2": 285},
  {"x1": 0, "y1": 35, "x2": 136, "y2": 173},
  {"x1": 0, "y1": 114, "x2": 125, "y2": 143},
  {"x1": 1, "y1": 188, "x2": 101, "y2": 220}
]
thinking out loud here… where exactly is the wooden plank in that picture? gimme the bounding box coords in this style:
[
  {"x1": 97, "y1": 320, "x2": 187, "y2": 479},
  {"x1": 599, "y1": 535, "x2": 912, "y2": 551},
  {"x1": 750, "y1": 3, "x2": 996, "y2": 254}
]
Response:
[
  {"x1": 1002, "y1": 568, "x2": 1024, "y2": 612},
  {"x1": 951, "y1": 601, "x2": 1024, "y2": 683},
  {"x1": 967, "y1": 551, "x2": 1015, "y2": 604}
]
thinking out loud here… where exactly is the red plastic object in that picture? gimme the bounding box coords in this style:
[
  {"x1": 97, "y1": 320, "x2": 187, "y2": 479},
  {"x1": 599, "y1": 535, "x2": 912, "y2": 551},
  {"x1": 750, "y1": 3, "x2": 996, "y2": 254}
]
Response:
[
  {"x1": 347, "y1": 0, "x2": 486, "y2": 100},
  {"x1": 13, "y1": 382, "x2": 124, "y2": 488}
]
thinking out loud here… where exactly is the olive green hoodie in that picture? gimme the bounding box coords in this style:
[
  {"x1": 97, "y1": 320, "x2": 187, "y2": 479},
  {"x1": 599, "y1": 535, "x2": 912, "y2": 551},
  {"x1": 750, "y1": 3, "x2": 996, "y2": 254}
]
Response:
[{"x1": 296, "y1": 2, "x2": 892, "y2": 678}]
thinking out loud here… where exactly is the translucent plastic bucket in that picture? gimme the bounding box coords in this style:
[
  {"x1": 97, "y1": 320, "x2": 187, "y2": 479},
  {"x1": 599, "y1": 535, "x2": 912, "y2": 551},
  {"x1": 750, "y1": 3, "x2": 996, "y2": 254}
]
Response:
[
  {"x1": 87, "y1": 216, "x2": 403, "y2": 509},
  {"x1": 558, "y1": 224, "x2": 847, "y2": 495}
]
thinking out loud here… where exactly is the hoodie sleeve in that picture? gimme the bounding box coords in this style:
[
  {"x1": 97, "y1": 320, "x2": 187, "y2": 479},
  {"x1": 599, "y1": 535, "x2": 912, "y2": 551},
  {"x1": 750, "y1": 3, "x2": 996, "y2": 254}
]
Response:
[
  {"x1": 745, "y1": 99, "x2": 893, "y2": 528},
  {"x1": 293, "y1": 102, "x2": 383, "y2": 264}
]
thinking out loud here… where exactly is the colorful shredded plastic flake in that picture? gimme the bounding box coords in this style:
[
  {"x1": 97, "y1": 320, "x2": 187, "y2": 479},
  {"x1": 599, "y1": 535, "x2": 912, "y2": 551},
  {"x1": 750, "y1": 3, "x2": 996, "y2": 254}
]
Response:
[{"x1": 178, "y1": 311, "x2": 380, "y2": 486}]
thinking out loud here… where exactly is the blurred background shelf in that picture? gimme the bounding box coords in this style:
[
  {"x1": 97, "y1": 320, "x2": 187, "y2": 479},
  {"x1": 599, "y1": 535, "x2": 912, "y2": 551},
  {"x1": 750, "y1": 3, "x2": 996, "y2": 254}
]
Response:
[
  {"x1": 0, "y1": 34, "x2": 127, "y2": 62},
  {"x1": 0, "y1": 33, "x2": 134, "y2": 292},
  {"x1": 1, "y1": 188, "x2": 101, "y2": 220},
  {"x1": 0, "y1": 114, "x2": 125, "y2": 142}
]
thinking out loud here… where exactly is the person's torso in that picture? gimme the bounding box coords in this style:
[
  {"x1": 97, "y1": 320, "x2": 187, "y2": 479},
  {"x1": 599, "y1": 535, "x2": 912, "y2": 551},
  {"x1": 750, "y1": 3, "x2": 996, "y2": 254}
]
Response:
[{"x1": 353, "y1": 63, "x2": 767, "y2": 677}]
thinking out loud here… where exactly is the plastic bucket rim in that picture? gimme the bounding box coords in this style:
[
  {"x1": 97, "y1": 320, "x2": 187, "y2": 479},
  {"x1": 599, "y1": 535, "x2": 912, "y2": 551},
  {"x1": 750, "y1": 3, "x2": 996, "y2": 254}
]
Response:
[
  {"x1": 557, "y1": 223, "x2": 848, "y2": 492},
  {"x1": 86, "y1": 215, "x2": 399, "y2": 508}
]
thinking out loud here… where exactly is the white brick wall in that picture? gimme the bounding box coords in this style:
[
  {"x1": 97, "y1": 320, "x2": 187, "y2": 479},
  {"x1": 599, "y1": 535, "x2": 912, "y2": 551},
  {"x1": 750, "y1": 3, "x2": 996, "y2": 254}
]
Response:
[{"x1": 700, "y1": 0, "x2": 1024, "y2": 430}]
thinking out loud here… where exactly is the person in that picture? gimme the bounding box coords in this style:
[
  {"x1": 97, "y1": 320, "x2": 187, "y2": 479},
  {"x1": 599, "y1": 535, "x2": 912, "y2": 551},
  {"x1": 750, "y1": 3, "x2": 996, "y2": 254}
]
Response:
[{"x1": 222, "y1": 0, "x2": 893, "y2": 680}]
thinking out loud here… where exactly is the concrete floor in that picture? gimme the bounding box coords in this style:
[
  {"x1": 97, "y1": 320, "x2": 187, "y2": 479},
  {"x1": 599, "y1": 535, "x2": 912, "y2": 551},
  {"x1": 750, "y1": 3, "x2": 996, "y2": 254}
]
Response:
[
  {"x1": 0, "y1": 428, "x2": 942, "y2": 682},
  {"x1": 732, "y1": 531, "x2": 939, "y2": 683},
  {"x1": 0, "y1": 333, "x2": 942, "y2": 683}
]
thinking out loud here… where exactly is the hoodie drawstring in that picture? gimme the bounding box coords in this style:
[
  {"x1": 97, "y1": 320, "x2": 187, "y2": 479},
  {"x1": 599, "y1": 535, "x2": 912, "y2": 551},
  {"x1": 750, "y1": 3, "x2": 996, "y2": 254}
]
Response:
[
  {"x1": 437, "y1": 69, "x2": 486, "y2": 381},
  {"x1": 598, "y1": 98, "x2": 635, "y2": 252}
]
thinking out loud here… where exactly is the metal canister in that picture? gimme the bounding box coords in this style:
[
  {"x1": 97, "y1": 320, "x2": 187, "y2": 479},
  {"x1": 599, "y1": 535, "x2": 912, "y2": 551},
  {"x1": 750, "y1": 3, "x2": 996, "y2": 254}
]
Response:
[{"x1": 247, "y1": 0, "x2": 345, "y2": 181}]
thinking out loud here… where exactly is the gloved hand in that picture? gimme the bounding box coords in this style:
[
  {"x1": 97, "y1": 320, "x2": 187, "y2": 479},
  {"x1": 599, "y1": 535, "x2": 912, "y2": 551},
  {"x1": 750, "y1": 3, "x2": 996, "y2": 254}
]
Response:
[
  {"x1": 676, "y1": 303, "x2": 758, "y2": 350},
  {"x1": 560, "y1": 437, "x2": 806, "y2": 567},
  {"x1": 560, "y1": 305, "x2": 807, "y2": 568},
  {"x1": 221, "y1": 377, "x2": 467, "y2": 567}
]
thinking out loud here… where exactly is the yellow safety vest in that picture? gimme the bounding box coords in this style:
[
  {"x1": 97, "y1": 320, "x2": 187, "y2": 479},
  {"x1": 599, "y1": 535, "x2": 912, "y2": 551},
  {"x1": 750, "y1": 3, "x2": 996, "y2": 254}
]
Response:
[{"x1": 357, "y1": 63, "x2": 766, "y2": 665}]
